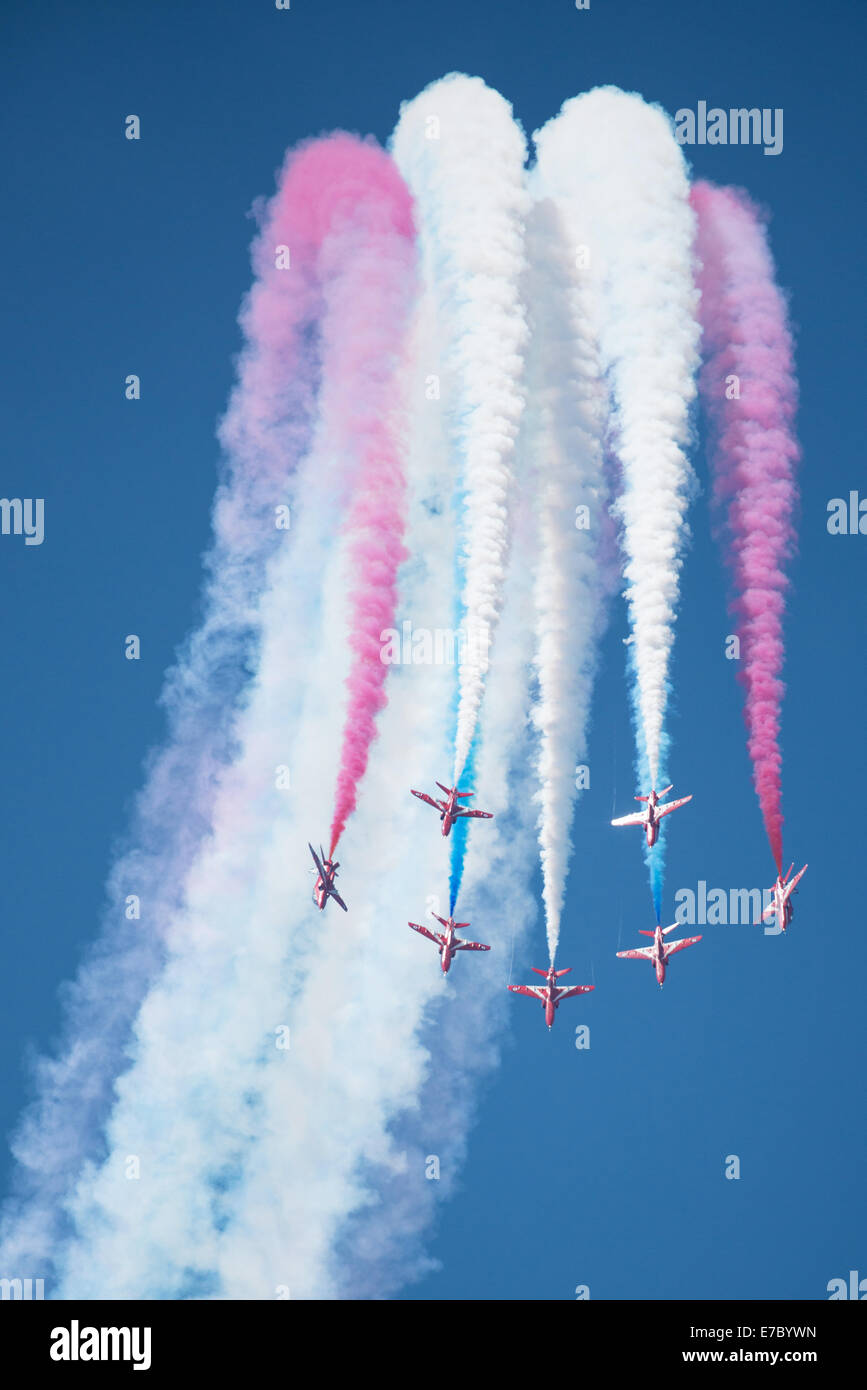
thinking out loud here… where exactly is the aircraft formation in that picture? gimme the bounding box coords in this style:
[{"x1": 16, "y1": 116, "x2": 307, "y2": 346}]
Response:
[
  {"x1": 284, "y1": 96, "x2": 806, "y2": 1042},
  {"x1": 310, "y1": 776, "x2": 808, "y2": 1031}
]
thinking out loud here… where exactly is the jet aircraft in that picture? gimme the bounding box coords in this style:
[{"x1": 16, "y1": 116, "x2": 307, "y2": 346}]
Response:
[
  {"x1": 616, "y1": 922, "x2": 702, "y2": 987},
  {"x1": 611, "y1": 785, "x2": 693, "y2": 848},
  {"x1": 308, "y1": 843, "x2": 347, "y2": 913},
  {"x1": 410, "y1": 781, "x2": 493, "y2": 837},
  {"x1": 755, "y1": 862, "x2": 808, "y2": 932},
  {"x1": 408, "y1": 913, "x2": 490, "y2": 973},
  {"x1": 508, "y1": 965, "x2": 594, "y2": 1030}
]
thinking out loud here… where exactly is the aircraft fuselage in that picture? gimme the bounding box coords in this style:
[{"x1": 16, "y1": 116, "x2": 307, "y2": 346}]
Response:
[
  {"x1": 440, "y1": 793, "x2": 458, "y2": 836},
  {"x1": 440, "y1": 930, "x2": 456, "y2": 971}
]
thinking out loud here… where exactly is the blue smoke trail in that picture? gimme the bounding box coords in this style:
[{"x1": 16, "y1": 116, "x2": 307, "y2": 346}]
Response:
[
  {"x1": 447, "y1": 443, "x2": 476, "y2": 917},
  {"x1": 627, "y1": 646, "x2": 670, "y2": 924},
  {"x1": 448, "y1": 737, "x2": 478, "y2": 914}
]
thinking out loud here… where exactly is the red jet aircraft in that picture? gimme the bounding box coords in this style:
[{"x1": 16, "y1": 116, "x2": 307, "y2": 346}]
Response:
[
  {"x1": 610, "y1": 785, "x2": 693, "y2": 847},
  {"x1": 755, "y1": 862, "x2": 808, "y2": 932},
  {"x1": 616, "y1": 922, "x2": 701, "y2": 987},
  {"x1": 308, "y1": 843, "x2": 347, "y2": 913},
  {"x1": 408, "y1": 913, "x2": 490, "y2": 973},
  {"x1": 410, "y1": 781, "x2": 493, "y2": 837},
  {"x1": 508, "y1": 965, "x2": 594, "y2": 1030}
]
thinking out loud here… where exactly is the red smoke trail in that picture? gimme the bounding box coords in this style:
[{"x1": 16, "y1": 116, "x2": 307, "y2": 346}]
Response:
[
  {"x1": 221, "y1": 134, "x2": 412, "y2": 537},
  {"x1": 311, "y1": 142, "x2": 416, "y2": 856},
  {"x1": 328, "y1": 495, "x2": 409, "y2": 856},
  {"x1": 226, "y1": 132, "x2": 416, "y2": 860},
  {"x1": 692, "y1": 182, "x2": 800, "y2": 875}
]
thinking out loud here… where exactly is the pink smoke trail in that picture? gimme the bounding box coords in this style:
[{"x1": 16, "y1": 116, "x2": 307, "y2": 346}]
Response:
[
  {"x1": 692, "y1": 182, "x2": 800, "y2": 875},
  {"x1": 230, "y1": 132, "x2": 416, "y2": 860},
  {"x1": 222, "y1": 134, "x2": 414, "y2": 530},
  {"x1": 301, "y1": 141, "x2": 417, "y2": 857},
  {"x1": 227, "y1": 135, "x2": 416, "y2": 862},
  {"x1": 0, "y1": 133, "x2": 415, "y2": 1281}
]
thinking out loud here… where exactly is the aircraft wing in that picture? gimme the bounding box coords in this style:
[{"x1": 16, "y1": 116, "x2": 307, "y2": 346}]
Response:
[
  {"x1": 409, "y1": 922, "x2": 440, "y2": 945},
  {"x1": 616, "y1": 948, "x2": 654, "y2": 961},
  {"x1": 611, "y1": 812, "x2": 646, "y2": 827},
  {"x1": 508, "y1": 985, "x2": 543, "y2": 1000},
  {"x1": 656, "y1": 795, "x2": 693, "y2": 819},
  {"x1": 557, "y1": 984, "x2": 594, "y2": 1001},
  {"x1": 457, "y1": 940, "x2": 490, "y2": 952},
  {"x1": 460, "y1": 808, "x2": 493, "y2": 820},
  {"x1": 787, "y1": 864, "x2": 808, "y2": 894},
  {"x1": 411, "y1": 789, "x2": 441, "y2": 811},
  {"x1": 756, "y1": 899, "x2": 777, "y2": 925},
  {"x1": 665, "y1": 935, "x2": 701, "y2": 956},
  {"x1": 331, "y1": 889, "x2": 348, "y2": 913},
  {"x1": 308, "y1": 843, "x2": 326, "y2": 878}
]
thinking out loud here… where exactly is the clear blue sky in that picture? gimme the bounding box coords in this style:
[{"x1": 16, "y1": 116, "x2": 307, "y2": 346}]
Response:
[{"x1": 1, "y1": 0, "x2": 864, "y2": 1299}]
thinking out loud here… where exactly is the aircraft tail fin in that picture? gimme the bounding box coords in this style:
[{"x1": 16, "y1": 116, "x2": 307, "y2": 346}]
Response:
[
  {"x1": 639, "y1": 929, "x2": 656, "y2": 937},
  {"x1": 435, "y1": 781, "x2": 452, "y2": 794},
  {"x1": 553, "y1": 967, "x2": 572, "y2": 978},
  {"x1": 531, "y1": 966, "x2": 548, "y2": 977}
]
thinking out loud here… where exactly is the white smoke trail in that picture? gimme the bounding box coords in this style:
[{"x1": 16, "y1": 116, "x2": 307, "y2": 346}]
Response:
[
  {"x1": 332, "y1": 435, "x2": 541, "y2": 1297},
  {"x1": 50, "y1": 107, "x2": 542, "y2": 1299},
  {"x1": 392, "y1": 74, "x2": 530, "y2": 782},
  {"x1": 0, "y1": 194, "x2": 322, "y2": 1282},
  {"x1": 522, "y1": 186, "x2": 611, "y2": 964},
  {"x1": 51, "y1": 271, "x2": 539, "y2": 1298},
  {"x1": 534, "y1": 88, "x2": 700, "y2": 786},
  {"x1": 1, "y1": 86, "x2": 682, "y2": 1304}
]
